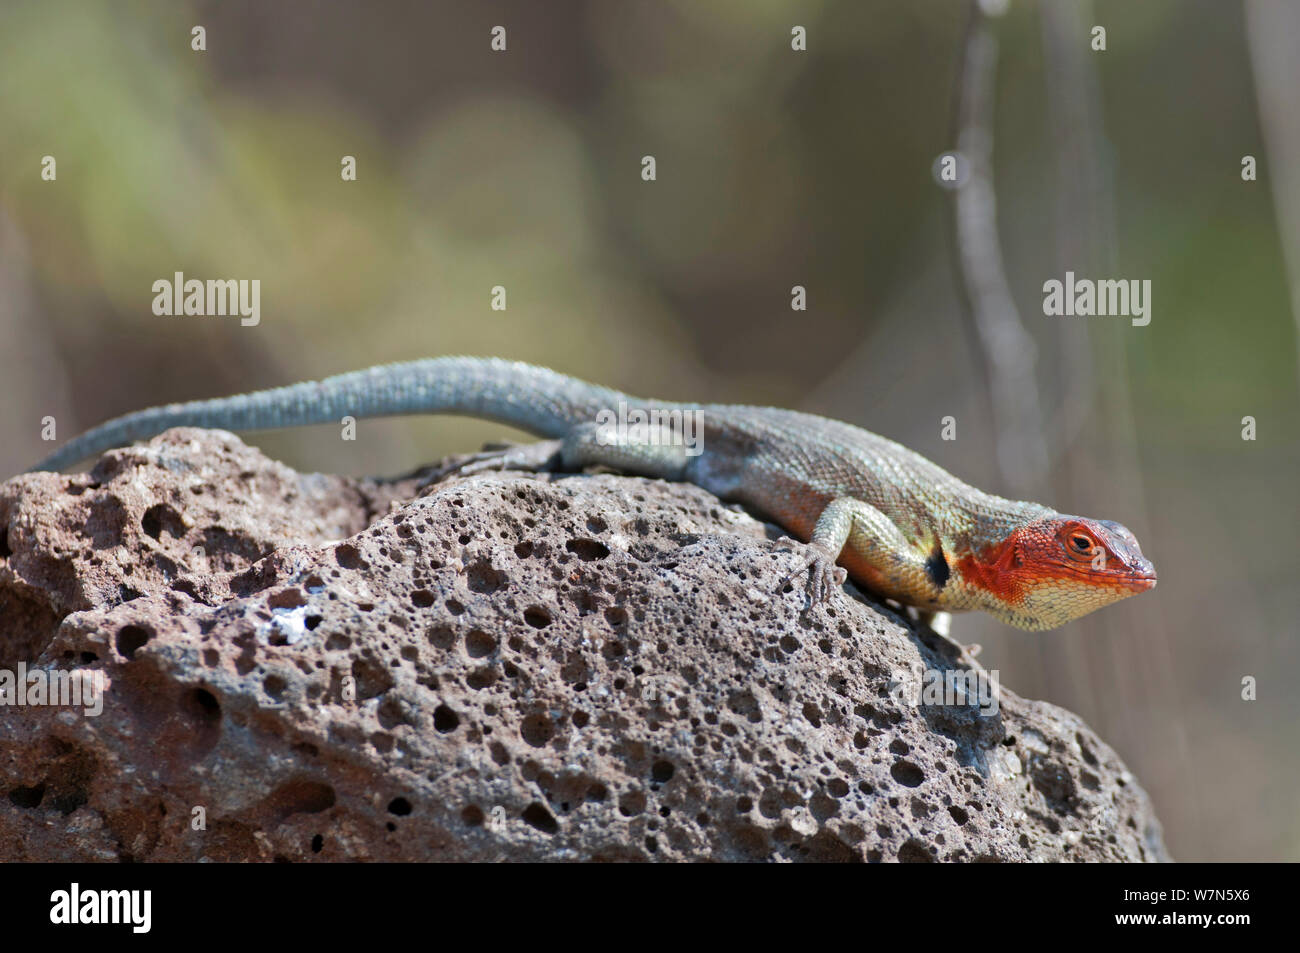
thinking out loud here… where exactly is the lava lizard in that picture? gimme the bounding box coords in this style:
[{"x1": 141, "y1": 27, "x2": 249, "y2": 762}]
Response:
[{"x1": 29, "y1": 356, "x2": 1156, "y2": 630}]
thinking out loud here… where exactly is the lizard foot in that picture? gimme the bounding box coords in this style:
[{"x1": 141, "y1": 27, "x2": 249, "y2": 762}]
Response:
[
  {"x1": 427, "y1": 439, "x2": 563, "y2": 483},
  {"x1": 777, "y1": 538, "x2": 848, "y2": 605}
]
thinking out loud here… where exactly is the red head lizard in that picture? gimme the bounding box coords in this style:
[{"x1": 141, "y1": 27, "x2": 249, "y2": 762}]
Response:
[{"x1": 30, "y1": 357, "x2": 1156, "y2": 630}]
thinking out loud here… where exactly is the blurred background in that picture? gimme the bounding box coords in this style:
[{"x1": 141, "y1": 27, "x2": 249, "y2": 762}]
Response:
[{"x1": 1, "y1": 0, "x2": 1296, "y2": 861}]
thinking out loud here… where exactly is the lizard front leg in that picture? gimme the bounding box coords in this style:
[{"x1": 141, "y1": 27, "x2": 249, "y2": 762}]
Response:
[{"x1": 782, "y1": 497, "x2": 938, "y2": 607}]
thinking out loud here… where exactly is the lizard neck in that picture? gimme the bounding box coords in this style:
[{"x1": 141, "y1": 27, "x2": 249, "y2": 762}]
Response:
[{"x1": 932, "y1": 498, "x2": 1056, "y2": 612}]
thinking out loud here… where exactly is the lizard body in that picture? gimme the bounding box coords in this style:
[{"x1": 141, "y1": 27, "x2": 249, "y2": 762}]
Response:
[{"x1": 29, "y1": 356, "x2": 1156, "y2": 630}]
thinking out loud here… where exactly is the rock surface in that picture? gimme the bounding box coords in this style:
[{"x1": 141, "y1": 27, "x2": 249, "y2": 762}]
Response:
[{"x1": 0, "y1": 429, "x2": 1170, "y2": 862}]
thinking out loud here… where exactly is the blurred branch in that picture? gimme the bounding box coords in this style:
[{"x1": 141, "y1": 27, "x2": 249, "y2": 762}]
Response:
[
  {"x1": 950, "y1": 0, "x2": 1049, "y2": 496},
  {"x1": 1246, "y1": 0, "x2": 1300, "y2": 396},
  {"x1": 1040, "y1": 0, "x2": 1106, "y2": 455}
]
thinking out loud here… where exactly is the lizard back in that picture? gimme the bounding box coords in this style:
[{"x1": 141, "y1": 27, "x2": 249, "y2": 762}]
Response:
[{"x1": 686, "y1": 404, "x2": 1048, "y2": 547}]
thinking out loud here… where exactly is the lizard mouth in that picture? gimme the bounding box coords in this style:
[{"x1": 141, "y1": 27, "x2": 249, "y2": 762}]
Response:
[
  {"x1": 1116, "y1": 569, "x2": 1157, "y2": 592},
  {"x1": 1052, "y1": 560, "x2": 1156, "y2": 591},
  {"x1": 1055, "y1": 564, "x2": 1156, "y2": 593}
]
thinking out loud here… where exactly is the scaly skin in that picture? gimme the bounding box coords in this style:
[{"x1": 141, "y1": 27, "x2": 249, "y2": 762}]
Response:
[{"x1": 29, "y1": 357, "x2": 1156, "y2": 630}]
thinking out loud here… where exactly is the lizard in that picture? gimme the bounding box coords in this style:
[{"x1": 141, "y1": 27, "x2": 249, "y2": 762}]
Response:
[{"x1": 28, "y1": 355, "x2": 1156, "y2": 630}]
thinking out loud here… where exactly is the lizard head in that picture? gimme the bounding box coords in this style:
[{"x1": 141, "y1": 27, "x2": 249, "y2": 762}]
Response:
[{"x1": 956, "y1": 514, "x2": 1156, "y2": 630}]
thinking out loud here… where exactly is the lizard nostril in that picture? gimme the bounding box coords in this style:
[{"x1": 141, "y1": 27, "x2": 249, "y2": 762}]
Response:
[{"x1": 1130, "y1": 562, "x2": 1157, "y2": 589}]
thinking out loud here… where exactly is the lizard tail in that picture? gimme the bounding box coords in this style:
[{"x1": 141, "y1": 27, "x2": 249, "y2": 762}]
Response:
[{"x1": 29, "y1": 356, "x2": 632, "y2": 472}]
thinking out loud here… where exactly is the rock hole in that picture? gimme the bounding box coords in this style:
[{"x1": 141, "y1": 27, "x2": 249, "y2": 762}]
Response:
[
  {"x1": 141, "y1": 504, "x2": 184, "y2": 540},
  {"x1": 467, "y1": 561, "x2": 507, "y2": 593},
  {"x1": 465, "y1": 630, "x2": 496, "y2": 658},
  {"x1": 187, "y1": 688, "x2": 221, "y2": 722},
  {"x1": 565, "y1": 539, "x2": 610, "y2": 561},
  {"x1": 8, "y1": 784, "x2": 44, "y2": 809},
  {"x1": 350, "y1": 658, "x2": 394, "y2": 700},
  {"x1": 334, "y1": 544, "x2": 364, "y2": 569},
  {"x1": 898, "y1": 839, "x2": 935, "y2": 863},
  {"x1": 619, "y1": 791, "x2": 647, "y2": 817},
  {"x1": 427, "y1": 625, "x2": 456, "y2": 650},
  {"x1": 522, "y1": 802, "x2": 558, "y2": 834},
  {"x1": 433, "y1": 705, "x2": 459, "y2": 733},
  {"x1": 890, "y1": 761, "x2": 925, "y2": 788},
  {"x1": 115, "y1": 625, "x2": 152, "y2": 661},
  {"x1": 268, "y1": 588, "x2": 306, "y2": 610},
  {"x1": 263, "y1": 675, "x2": 286, "y2": 701},
  {"x1": 462, "y1": 805, "x2": 485, "y2": 826},
  {"x1": 521, "y1": 714, "x2": 554, "y2": 748},
  {"x1": 264, "y1": 780, "x2": 335, "y2": 821}
]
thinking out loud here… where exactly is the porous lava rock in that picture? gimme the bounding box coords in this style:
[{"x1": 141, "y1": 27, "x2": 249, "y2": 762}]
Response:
[{"x1": 0, "y1": 429, "x2": 1170, "y2": 861}]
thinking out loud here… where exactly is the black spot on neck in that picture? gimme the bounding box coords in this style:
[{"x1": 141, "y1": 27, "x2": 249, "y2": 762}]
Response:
[{"x1": 925, "y1": 543, "x2": 950, "y2": 590}]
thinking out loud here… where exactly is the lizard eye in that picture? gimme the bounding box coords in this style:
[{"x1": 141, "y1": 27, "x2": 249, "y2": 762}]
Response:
[{"x1": 1069, "y1": 534, "x2": 1093, "y2": 554}]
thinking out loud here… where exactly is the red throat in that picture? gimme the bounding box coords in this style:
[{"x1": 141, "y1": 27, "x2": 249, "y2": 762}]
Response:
[{"x1": 954, "y1": 533, "x2": 1029, "y2": 604}]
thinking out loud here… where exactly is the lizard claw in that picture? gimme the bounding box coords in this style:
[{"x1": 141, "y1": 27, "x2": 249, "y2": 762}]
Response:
[{"x1": 779, "y1": 541, "x2": 847, "y2": 605}]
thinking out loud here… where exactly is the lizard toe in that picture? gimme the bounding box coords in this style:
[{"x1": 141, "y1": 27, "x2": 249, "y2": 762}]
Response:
[{"x1": 780, "y1": 543, "x2": 845, "y2": 606}]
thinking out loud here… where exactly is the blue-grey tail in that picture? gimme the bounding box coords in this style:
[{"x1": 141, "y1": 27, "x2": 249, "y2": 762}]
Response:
[{"x1": 29, "y1": 357, "x2": 631, "y2": 472}]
